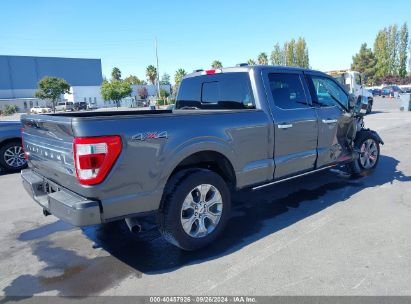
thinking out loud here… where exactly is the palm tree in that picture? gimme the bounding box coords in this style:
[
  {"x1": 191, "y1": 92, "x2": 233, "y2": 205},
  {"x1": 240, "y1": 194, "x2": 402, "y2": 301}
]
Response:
[
  {"x1": 247, "y1": 59, "x2": 256, "y2": 65},
  {"x1": 174, "y1": 68, "x2": 187, "y2": 93},
  {"x1": 211, "y1": 60, "x2": 223, "y2": 69},
  {"x1": 146, "y1": 65, "x2": 157, "y2": 85},
  {"x1": 257, "y1": 53, "x2": 268, "y2": 65}
]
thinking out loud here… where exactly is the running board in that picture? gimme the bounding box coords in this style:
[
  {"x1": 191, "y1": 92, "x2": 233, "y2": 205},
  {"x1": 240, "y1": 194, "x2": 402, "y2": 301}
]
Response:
[{"x1": 252, "y1": 165, "x2": 336, "y2": 191}]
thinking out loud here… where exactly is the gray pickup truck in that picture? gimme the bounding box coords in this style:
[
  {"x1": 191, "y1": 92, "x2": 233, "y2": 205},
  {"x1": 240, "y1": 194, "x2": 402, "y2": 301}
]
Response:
[
  {"x1": 0, "y1": 121, "x2": 27, "y2": 172},
  {"x1": 21, "y1": 65, "x2": 383, "y2": 250}
]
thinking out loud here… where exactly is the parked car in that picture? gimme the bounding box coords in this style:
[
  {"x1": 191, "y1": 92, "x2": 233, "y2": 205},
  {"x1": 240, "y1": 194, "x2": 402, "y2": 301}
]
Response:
[
  {"x1": 73, "y1": 102, "x2": 87, "y2": 111},
  {"x1": 381, "y1": 86, "x2": 403, "y2": 98},
  {"x1": 402, "y1": 87, "x2": 411, "y2": 93},
  {"x1": 0, "y1": 121, "x2": 27, "y2": 172},
  {"x1": 30, "y1": 106, "x2": 52, "y2": 114},
  {"x1": 55, "y1": 101, "x2": 74, "y2": 111},
  {"x1": 86, "y1": 103, "x2": 98, "y2": 110},
  {"x1": 21, "y1": 65, "x2": 383, "y2": 251},
  {"x1": 369, "y1": 88, "x2": 382, "y2": 97}
]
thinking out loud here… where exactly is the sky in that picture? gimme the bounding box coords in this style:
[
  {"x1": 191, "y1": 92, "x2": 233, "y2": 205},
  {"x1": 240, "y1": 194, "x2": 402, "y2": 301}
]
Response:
[{"x1": 1, "y1": 0, "x2": 410, "y2": 83}]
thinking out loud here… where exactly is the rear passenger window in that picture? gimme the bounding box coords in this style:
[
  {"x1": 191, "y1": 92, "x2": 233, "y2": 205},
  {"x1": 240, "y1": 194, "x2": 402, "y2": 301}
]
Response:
[
  {"x1": 176, "y1": 72, "x2": 255, "y2": 110},
  {"x1": 268, "y1": 73, "x2": 309, "y2": 109}
]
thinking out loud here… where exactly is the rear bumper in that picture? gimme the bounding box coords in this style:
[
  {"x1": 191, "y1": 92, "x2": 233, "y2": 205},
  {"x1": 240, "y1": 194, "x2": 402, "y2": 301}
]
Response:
[{"x1": 21, "y1": 169, "x2": 101, "y2": 226}]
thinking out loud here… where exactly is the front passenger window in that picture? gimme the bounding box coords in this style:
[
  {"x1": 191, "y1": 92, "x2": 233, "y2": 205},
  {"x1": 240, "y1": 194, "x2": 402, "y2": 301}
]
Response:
[{"x1": 310, "y1": 76, "x2": 349, "y2": 108}]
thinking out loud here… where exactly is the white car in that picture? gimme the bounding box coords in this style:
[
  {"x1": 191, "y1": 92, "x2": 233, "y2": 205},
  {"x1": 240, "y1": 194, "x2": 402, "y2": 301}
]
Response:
[
  {"x1": 30, "y1": 106, "x2": 52, "y2": 114},
  {"x1": 55, "y1": 101, "x2": 74, "y2": 112}
]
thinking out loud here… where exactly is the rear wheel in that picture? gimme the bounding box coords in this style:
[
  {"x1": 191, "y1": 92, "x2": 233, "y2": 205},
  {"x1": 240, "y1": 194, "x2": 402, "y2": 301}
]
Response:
[
  {"x1": 0, "y1": 141, "x2": 27, "y2": 172},
  {"x1": 347, "y1": 131, "x2": 380, "y2": 177},
  {"x1": 158, "y1": 169, "x2": 231, "y2": 251}
]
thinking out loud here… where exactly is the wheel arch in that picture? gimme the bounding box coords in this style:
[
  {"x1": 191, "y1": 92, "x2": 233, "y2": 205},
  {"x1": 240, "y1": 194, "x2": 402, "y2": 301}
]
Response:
[
  {"x1": 168, "y1": 150, "x2": 237, "y2": 190},
  {"x1": 0, "y1": 137, "x2": 22, "y2": 148}
]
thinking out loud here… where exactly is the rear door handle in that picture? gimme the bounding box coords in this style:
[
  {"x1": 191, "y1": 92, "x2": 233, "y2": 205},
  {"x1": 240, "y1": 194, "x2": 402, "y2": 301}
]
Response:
[
  {"x1": 278, "y1": 123, "x2": 293, "y2": 129},
  {"x1": 322, "y1": 119, "x2": 337, "y2": 124}
]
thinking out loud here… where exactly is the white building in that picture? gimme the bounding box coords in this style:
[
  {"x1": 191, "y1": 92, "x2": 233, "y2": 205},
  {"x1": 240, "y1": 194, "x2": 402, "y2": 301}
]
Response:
[
  {"x1": 63, "y1": 86, "x2": 104, "y2": 108},
  {"x1": 0, "y1": 97, "x2": 46, "y2": 113}
]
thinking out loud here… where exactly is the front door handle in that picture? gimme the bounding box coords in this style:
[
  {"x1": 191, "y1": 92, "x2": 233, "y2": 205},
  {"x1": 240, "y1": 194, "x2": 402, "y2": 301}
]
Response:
[
  {"x1": 278, "y1": 123, "x2": 293, "y2": 129},
  {"x1": 322, "y1": 119, "x2": 338, "y2": 124}
]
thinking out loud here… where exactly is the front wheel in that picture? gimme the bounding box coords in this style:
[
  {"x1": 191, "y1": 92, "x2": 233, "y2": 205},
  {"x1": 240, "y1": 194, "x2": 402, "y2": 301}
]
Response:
[
  {"x1": 158, "y1": 169, "x2": 231, "y2": 251},
  {"x1": 347, "y1": 131, "x2": 380, "y2": 177}
]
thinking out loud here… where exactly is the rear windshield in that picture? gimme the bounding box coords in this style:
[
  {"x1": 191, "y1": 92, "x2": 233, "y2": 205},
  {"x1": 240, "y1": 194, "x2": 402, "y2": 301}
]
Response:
[{"x1": 176, "y1": 72, "x2": 255, "y2": 110}]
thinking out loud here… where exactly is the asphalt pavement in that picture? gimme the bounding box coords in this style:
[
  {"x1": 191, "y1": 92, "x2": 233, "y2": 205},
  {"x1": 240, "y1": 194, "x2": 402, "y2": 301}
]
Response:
[{"x1": 0, "y1": 96, "x2": 411, "y2": 296}]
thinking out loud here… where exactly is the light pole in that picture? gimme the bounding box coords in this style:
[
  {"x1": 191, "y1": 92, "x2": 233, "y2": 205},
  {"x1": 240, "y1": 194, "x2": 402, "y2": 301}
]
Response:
[{"x1": 155, "y1": 38, "x2": 161, "y2": 106}]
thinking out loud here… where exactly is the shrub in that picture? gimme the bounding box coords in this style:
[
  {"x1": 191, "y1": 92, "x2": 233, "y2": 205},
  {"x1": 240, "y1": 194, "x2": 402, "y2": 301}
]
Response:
[
  {"x1": 159, "y1": 89, "x2": 170, "y2": 98},
  {"x1": 2, "y1": 104, "x2": 19, "y2": 116}
]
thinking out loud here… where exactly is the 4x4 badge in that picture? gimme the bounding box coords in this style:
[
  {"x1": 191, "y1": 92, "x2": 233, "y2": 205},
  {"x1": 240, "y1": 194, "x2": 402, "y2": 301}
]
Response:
[{"x1": 131, "y1": 131, "x2": 168, "y2": 141}]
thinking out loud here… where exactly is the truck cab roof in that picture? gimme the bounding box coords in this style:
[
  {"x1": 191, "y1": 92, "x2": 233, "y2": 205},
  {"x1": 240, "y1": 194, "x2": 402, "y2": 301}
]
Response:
[{"x1": 184, "y1": 65, "x2": 327, "y2": 79}]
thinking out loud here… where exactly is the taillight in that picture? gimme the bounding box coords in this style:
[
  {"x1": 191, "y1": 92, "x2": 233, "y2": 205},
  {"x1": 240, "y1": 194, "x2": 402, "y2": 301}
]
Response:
[{"x1": 73, "y1": 136, "x2": 122, "y2": 185}]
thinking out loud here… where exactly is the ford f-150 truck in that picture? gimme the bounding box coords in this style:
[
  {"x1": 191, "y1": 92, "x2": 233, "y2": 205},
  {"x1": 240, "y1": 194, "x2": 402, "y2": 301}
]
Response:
[{"x1": 21, "y1": 65, "x2": 383, "y2": 250}]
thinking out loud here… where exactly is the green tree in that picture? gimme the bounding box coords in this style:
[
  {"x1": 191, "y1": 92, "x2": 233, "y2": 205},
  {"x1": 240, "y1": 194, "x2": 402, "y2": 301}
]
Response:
[
  {"x1": 160, "y1": 73, "x2": 171, "y2": 85},
  {"x1": 35, "y1": 76, "x2": 71, "y2": 113},
  {"x1": 174, "y1": 68, "x2": 186, "y2": 93},
  {"x1": 295, "y1": 37, "x2": 309, "y2": 68},
  {"x1": 159, "y1": 88, "x2": 170, "y2": 98},
  {"x1": 257, "y1": 52, "x2": 268, "y2": 65},
  {"x1": 374, "y1": 28, "x2": 390, "y2": 78},
  {"x1": 211, "y1": 60, "x2": 223, "y2": 69},
  {"x1": 270, "y1": 43, "x2": 284, "y2": 66},
  {"x1": 111, "y1": 67, "x2": 122, "y2": 81},
  {"x1": 146, "y1": 65, "x2": 157, "y2": 85},
  {"x1": 409, "y1": 39, "x2": 411, "y2": 76},
  {"x1": 387, "y1": 24, "x2": 399, "y2": 75},
  {"x1": 247, "y1": 59, "x2": 256, "y2": 65},
  {"x1": 285, "y1": 39, "x2": 296, "y2": 66},
  {"x1": 124, "y1": 75, "x2": 145, "y2": 85},
  {"x1": 101, "y1": 80, "x2": 132, "y2": 108},
  {"x1": 351, "y1": 43, "x2": 377, "y2": 84},
  {"x1": 399, "y1": 22, "x2": 409, "y2": 78}
]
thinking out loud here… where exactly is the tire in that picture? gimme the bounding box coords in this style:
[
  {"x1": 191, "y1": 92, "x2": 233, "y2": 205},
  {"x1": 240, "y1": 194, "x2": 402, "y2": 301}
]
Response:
[
  {"x1": 347, "y1": 131, "x2": 380, "y2": 177},
  {"x1": 0, "y1": 141, "x2": 27, "y2": 172},
  {"x1": 158, "y1": 169, "x2": 231, "y2": 251}
]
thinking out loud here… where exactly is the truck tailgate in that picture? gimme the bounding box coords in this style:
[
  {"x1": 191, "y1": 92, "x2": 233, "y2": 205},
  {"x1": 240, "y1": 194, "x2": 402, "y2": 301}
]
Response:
[{"x1": 21, "y1": 114, "x2": 77, "y2": 190}]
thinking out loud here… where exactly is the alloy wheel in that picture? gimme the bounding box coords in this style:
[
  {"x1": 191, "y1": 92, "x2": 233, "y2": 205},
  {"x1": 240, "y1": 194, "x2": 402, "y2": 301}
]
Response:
[
  {"x1": 359, "y1": 139, "x2": 378, "y2": 169},
  {"x1": 4, "y1": 145, "x2": 26, "y2": 169},
  {"x1": 180, "y1": 184, "x2": 223, "y2": 238}
]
